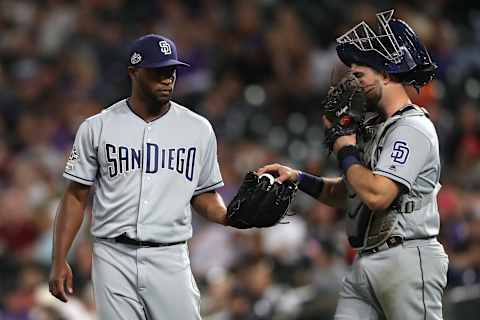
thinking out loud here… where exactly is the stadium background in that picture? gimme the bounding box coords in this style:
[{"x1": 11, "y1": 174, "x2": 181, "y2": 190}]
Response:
[{"x1": 0, "y1": 0, "x2": 479, "y2": 319}]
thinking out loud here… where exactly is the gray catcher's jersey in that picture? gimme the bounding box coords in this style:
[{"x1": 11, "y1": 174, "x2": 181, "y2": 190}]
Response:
[{"x1": 345, "y1": 106, "x2": 441, "y2": 250}]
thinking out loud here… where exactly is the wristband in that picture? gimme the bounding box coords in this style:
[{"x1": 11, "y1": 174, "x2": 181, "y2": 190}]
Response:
[
  {"x1": 297, "y1": 171, "x2": 325, "y2": 199},
  {"x1": 337, "y1": 145, "x2": 362, "y2": 173}
]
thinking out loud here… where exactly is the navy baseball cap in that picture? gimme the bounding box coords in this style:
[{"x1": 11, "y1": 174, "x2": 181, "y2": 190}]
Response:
[{"x1": 128, "y1": 34, "x2": 190, "y2": 68}]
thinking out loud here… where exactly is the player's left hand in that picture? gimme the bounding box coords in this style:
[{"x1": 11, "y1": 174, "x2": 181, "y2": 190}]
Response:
[
  {"x1": 49, "y1": 260, "x2": 74, "y2": 303},
  {"x1": 323, "y1": 116, "x2": 357, "y2": 154},
  {"x1": 321, "y1": 74, "x2": 366, "y2": 153}
]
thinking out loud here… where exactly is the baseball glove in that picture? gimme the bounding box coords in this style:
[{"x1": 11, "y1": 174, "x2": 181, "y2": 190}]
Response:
[
  {"x1": 226, "y1": 172, "x2": 298, "y2": 229},
  {"x1": 322, "y1": 74, "x2": 367, "y2": 152}
]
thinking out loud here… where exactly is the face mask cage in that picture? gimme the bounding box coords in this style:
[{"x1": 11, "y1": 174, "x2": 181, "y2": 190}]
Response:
[{"x1": 336, "y1": 9, "x2": 403, "y2": 64}]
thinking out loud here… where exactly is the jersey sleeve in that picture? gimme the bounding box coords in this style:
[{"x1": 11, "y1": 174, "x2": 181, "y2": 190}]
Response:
[
  {"x1": 373, "y1": 125, "x2": 431, "y2": 192},
  {"x1": 194, "y1": 126, "x2": 223, "y2": 195},
  {"x1": 63, "y1": 119, "x2": 98, "y2": 186}
]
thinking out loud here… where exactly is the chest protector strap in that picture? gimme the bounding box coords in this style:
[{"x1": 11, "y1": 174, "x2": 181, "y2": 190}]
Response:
[{"x1": 346, "y1": 104, "x2": 434, "y2": 250}]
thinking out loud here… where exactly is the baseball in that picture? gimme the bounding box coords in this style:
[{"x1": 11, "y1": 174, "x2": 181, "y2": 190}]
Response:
[{"x1": 259, "y1": 173, "x2": 276, "y2": 185}]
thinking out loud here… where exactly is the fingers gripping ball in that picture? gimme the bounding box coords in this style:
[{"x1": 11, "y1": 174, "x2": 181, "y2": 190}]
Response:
[
  {"x1": 322, "y1": 74, "x2": 367, "y2": 152},
  {"x1": 226, "y1": 172, "x2": 298, "y2": 229}
]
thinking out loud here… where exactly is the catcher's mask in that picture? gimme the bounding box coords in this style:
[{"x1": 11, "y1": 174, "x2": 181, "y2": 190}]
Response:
[{"x1": 336, "y1": 9, "x2": 437, "y2": 89}]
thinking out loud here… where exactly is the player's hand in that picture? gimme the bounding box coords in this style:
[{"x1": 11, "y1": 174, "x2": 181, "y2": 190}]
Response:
[
  {"x1": 256, "y1": 163, "x2": 300, "y2": 183},
  {"x1": 323, "y1": 116, "x2": 356, "y2": 153},
  {"x1": 49, "y1": 260, "x2": 74, "y2": 303}
]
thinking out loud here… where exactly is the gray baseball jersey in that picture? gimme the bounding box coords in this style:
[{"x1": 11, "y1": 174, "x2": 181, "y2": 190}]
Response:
[
  {"x1": 64, "y1": 98, "x2": 223, "y2": 320},
  {"x1": 372, "y1": 108, "x2": 441, "y2": 239},
  {"x1": 336, "y1": 105, "x2": 448, "y2": 320},
  {"x1": 64, "y1": 99, "x2": 223, "y2": 243},
  {"x1": 344, "y1": 105, "x2": 441, "y2": 250}
]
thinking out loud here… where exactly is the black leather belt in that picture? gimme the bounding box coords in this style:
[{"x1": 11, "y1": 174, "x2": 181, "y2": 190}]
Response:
[
  {"x1": 109, "y1": 233, "x2": 185, "y2": 247},
  {"x1": 360, "y1": 235, "x2": 437, "y2": 256}
]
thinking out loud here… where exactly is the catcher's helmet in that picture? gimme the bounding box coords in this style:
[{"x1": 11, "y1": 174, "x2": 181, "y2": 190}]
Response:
[{"x1": 336, "y1": 9, "x2": 436, "y2": 88}]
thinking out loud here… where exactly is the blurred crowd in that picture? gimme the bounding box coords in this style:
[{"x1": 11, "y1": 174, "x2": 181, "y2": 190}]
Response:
[{"x1": 1, "y1": 0, "x2": 480, "y2": 319}]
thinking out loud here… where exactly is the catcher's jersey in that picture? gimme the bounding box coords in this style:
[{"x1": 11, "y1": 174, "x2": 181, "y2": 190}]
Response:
[
  {"x1": 63, "y1": 99, "x2": 224, "y2": 242},
  {"x1": 345, "y1": 105, "x2": 441, "y2": 249}
]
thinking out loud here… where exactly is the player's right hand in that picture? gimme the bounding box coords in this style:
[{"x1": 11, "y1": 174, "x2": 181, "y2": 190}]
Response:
[
  {"x1": 49, "y1": 260, "x2": 74, "y2": 303},
  {"x1": 256, "y1": 163, "x2": 300, "y2": 184}
]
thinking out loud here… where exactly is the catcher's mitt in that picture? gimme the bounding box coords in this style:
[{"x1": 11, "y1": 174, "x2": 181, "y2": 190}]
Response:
[
  {"x1": 322, "y1": 74, "x2": 367, "y2": 152},
  {"x1": 226, "y1": 172, "x2": 298, "y2": 229}
]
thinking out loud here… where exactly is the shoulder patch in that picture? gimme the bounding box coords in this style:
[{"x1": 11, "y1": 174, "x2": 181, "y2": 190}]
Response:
[
  {"x1": 66, "y1": 145, "x2": 79, "y2": 171},
  {"x1": 391, "y1": 141, "x2": 409, "y2": 164}
]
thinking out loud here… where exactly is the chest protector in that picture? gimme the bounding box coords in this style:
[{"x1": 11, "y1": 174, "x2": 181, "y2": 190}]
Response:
[{"x1": 345, "y1": 105, "x2": 429, "y2": 250}]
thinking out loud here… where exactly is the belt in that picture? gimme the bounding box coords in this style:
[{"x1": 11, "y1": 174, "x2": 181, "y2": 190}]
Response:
[
  {"x1": 360, "y1": 235, "x2": 436, "y2": 256},
  {"x1": 104, "y1": 233, "x2": 186, "y2": 247}
]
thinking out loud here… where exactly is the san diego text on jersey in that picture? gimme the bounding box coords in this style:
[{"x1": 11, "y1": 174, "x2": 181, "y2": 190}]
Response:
[{"x1": 105, "y1": 142, "x2": 196, "y2": 181}]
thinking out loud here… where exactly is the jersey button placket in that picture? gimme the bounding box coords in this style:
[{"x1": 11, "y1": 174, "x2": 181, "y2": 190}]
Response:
[
  {"x1": 138, "y1": 125, "x2": 151, "y2": 239},
  {"x1": 146, "y1": 126, "x2": 152, "y2": 142}
]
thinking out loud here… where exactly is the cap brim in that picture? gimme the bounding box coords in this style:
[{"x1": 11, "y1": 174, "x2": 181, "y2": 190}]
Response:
[{"x1": 138, "y1": 59, "x2": 191, "y2": 68}]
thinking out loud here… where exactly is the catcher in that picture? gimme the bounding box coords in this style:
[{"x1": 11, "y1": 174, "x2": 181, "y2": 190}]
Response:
[{"x1": 258, "y1": 10, "x2": 448, "y2": 320}]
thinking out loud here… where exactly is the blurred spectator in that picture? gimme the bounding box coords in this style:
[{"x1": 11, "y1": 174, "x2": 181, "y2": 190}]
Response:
[{"x1": 235, "y1": 256, "x2": 285, "y2": 320}]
